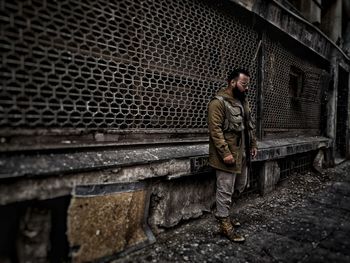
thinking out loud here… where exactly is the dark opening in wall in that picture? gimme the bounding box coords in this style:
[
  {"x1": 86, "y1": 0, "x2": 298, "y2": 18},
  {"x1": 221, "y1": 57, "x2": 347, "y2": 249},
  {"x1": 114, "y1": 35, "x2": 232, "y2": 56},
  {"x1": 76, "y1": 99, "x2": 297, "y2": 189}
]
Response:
[
  {"x1": 336, "y1": 66, "x2": 349, "y2": 158},
  {"x1": 288, "y1": 0, "x2": 302, "y2": 12},
  {"x1": 278, "y1": 151, "x2": 316, "y2": 181},
  {"x1": 242, "y1": 162, "x2": 263, "y2": 196},
  {"x1": 0, "y1": 196, "x2": 70, "y2": 263},
  {"x1": 288, "y1": 66, "x2": 304, "y2": 99}
]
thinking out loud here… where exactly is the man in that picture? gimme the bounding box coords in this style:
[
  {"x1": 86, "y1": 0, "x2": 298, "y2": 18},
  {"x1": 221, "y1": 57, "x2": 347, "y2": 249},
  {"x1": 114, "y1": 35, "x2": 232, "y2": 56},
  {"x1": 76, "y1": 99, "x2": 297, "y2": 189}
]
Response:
[{"x1": 208, "y1": 69, "x2": 258, "y2": 242}]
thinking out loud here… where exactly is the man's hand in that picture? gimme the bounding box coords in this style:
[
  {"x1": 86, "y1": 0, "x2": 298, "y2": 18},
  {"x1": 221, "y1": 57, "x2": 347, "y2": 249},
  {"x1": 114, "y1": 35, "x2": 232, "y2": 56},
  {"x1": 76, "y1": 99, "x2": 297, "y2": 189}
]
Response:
[
  {"x1": 250, "y1": 147, "x2": 258, "y2": 159},
  {"x1": 223, "y1": 154, "x2": 235, "y2": 165}
]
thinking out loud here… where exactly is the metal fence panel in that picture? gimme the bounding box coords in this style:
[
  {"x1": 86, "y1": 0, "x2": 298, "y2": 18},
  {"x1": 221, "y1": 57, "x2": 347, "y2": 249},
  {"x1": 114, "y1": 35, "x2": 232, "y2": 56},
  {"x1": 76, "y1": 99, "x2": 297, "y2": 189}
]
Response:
[{"x1": 0, "y1": 0, "x2": 259, "y2": 131}]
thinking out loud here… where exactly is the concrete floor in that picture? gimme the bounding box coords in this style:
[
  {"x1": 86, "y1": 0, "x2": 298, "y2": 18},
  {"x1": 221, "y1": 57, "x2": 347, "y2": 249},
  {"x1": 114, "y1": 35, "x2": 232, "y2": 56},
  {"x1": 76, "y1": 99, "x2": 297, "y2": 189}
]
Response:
[{"x1": 113, "y1": 161, "x2": 350, "y2": 263}]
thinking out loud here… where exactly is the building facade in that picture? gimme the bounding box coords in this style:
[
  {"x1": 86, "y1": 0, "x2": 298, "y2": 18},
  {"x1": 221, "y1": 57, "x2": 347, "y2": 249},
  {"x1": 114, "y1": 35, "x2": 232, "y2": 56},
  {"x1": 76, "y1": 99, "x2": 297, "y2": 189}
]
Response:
[{"x1": 0, "y1": 0, "x2": 349, "y2": 261}]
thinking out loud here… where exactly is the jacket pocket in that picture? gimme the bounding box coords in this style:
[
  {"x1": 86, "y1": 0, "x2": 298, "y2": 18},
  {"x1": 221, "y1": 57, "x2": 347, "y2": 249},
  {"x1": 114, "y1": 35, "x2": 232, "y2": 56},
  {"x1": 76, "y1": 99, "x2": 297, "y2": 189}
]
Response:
[
  {"x1": 227, "y1": 106, "x2": 242, "y2": 122},
  {"x1": 226, "y1": 106, "x2": 244, "y2": 132}
]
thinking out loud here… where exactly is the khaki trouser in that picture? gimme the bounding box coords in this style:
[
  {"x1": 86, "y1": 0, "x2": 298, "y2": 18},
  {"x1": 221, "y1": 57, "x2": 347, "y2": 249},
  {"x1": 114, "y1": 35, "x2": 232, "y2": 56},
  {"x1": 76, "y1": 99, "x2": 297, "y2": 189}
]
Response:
[{"x1": 215, "y1": 152, "x2": 247, "y2": 218}]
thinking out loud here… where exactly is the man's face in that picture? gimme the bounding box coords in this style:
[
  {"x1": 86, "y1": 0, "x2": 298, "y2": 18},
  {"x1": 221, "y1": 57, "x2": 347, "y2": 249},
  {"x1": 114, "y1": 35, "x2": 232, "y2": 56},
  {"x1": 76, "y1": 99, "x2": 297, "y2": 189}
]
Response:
[{"x1": 234, "y1": 73, "x2": 250, "y2": 93}]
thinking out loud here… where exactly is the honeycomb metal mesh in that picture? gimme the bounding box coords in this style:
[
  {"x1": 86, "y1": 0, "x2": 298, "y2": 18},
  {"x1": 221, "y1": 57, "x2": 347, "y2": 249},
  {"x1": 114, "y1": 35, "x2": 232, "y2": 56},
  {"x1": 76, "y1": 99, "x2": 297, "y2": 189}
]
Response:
[
  {"x1": 263, "y1": 35, "x2": 324, "y2": 133},
  {"x1": 0, "y1": 0, "x2": 259, "y2": 131}
]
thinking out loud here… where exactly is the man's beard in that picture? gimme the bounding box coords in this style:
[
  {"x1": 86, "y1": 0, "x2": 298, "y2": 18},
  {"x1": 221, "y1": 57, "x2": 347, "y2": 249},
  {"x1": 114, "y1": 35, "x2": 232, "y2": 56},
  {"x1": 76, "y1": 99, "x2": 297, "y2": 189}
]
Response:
[{"x1": 233, "y1": 86, "x2": 246, "y2": 101}]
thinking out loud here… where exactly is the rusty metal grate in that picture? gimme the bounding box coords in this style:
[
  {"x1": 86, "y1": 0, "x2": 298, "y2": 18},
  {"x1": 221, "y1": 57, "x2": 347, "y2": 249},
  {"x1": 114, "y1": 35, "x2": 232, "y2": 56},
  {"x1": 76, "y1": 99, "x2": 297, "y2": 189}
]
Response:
[
  {"x1": 263, "y1": 35, "x2": 324, "y2": 134},
  {"x1": 0, "y1": 0, "x2": 259, "y2": 131}
]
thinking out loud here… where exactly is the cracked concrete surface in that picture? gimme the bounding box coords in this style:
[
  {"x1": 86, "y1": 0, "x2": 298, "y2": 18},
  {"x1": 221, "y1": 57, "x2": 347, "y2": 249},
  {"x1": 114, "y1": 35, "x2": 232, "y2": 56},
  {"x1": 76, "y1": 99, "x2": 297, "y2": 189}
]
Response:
[{"x1": 113, "y1": 161, "x2": 350, "y2": 263}]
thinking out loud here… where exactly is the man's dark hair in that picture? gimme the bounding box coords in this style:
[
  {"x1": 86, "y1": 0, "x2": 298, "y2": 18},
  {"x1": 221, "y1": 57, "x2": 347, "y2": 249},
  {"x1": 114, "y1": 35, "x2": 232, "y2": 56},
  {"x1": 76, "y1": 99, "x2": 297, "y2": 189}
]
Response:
[{"x1": 227, "y1": 68, "x2": 250, "y2": 82}]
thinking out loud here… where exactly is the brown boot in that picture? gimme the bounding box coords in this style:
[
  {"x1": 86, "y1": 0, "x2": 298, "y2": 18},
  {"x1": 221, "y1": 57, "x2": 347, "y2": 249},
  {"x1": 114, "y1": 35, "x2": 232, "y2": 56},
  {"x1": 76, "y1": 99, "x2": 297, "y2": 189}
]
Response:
[
  {"x1": 230, "y1": 217, "x2": 241, "y2": 227},
  {"x1": 218, "y1": 217, "x2": 245, "y2": 243}
]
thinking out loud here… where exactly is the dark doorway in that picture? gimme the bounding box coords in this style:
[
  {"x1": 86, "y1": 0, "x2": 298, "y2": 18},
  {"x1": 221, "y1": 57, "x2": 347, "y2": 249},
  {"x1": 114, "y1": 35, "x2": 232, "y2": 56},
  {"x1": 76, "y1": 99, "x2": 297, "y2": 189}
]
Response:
[
  {"x1": 335, "y1": 66, "x2": 349, "y2": 159},
  {"x1": 0, "y1": 196, "x2": 70, "y2": 263}
]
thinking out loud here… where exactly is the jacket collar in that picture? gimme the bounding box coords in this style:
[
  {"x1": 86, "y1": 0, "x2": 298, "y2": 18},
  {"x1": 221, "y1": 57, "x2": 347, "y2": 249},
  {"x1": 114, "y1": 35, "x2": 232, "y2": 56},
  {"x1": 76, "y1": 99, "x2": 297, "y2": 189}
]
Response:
[{"x1": 217, "y1": 87, "x2": 245, "y2": 106}]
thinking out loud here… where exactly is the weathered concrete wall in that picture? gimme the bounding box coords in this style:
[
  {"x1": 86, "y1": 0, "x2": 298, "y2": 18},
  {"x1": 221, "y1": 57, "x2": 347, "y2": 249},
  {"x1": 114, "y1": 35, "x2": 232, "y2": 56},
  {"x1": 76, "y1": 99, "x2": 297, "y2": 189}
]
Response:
[
  {"x1": 321, "y1": 0, "x2": 342, "y2": 43},
  {"x1": 327, "y1": 54, "x2": 350, "y2": 162},
  {"x1": 344, "y1": 0, "x2": 350, "y2": 54},
  {"x1": 313, "y1": 149, "x2": 325, "y2": 173},
  {"x1": 0, "y1": 137, "x2": 331, "y2": 205},
  {"x1": 0, "y1": 159, "x2": 191, "y2": 205},
  {"x1": 253, "y1": 0, "x2": 332, "y2": 60},
  {"x1": 348, "y1": 70, "x2": 350, "y2": 159},
  {"x1": 256, "y1": 137, "x2": 331, "y2": 161},
  {"x1": 148, "y1": 173, "x2": 215, "y2": 232},
  {"x1": 0, "y1": 144, "x2": 205, "y2": 180},
  {"x1": 300, "y1": 0, "x2": 321, "y2": 25},
  {"x1": 65, "y1": 174, "x2": 215, "y2": 261},
  {"x1": 230, "y1": 0, "x2": 256, "y2": 11},
  {"x1": 327, "y1": 51, "x2": 340, "y2": 164},
  {"x1": 258, "y1": 161, "x2": 280, "y2": 195},
  {"x1": 233, "y1": 0, "x2": 350, "y2": 64},
  {"x1": 68, "y1": 184, "x2": 154, "y2": 263}
]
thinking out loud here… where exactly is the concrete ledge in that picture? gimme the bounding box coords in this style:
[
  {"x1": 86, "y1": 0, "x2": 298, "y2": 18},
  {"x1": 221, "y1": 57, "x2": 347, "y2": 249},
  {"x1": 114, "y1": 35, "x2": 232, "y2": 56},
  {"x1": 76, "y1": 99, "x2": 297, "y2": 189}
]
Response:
[
  {"x1": 0, "y1": 136, "x2": 332, "y2": 205},
  {"x1": 0, "y1": 143, "x2": 208, "y2": 179},
  {"x1": 255, "y1": 136, "x2": 331, "y2": 161},
  {"x1": 0, "y1": 136, "x2": 332, "y2": 206},
  {"x1": 0, "y1": 136, "x2": 331, "y2": 180}
]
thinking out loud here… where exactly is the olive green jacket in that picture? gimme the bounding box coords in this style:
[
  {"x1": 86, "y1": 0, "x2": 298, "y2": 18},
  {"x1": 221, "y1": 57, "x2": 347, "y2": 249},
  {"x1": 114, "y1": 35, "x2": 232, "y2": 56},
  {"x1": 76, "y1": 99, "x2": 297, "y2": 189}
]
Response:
[{"x1": 208, "y1": 88, "x2": 257, "y2": 174}]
